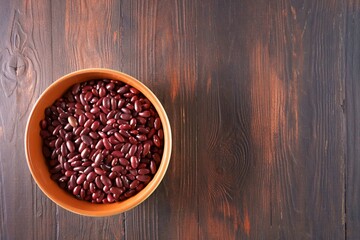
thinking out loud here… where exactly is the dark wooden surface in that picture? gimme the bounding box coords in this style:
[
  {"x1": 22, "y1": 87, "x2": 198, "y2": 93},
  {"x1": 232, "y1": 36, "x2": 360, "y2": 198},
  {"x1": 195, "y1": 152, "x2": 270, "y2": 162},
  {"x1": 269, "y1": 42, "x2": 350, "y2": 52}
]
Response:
[{"x1": 0, "y1": 0, "x2": 359, "y2": 239}]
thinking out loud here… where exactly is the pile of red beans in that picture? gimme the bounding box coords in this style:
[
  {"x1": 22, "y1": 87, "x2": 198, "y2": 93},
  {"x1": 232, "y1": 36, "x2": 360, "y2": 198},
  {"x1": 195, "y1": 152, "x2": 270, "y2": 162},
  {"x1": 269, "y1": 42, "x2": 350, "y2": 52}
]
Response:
[{"x1": 40, "y1": 79, "x2": 163, "y2": 203}]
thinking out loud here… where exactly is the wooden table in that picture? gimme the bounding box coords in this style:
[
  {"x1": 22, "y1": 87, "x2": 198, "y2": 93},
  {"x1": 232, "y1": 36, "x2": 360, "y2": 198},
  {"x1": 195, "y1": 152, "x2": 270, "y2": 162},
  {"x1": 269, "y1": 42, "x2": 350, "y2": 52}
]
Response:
[{"x1": 0, "y1": 0, "x2": 359, "y2": 239}]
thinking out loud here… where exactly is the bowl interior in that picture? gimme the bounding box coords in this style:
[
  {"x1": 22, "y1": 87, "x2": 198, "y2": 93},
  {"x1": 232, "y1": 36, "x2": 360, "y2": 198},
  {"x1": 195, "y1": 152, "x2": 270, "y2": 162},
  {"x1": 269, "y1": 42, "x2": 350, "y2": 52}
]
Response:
[{"x1": 25, "y1": 69, "x2": 171, "y2": 216}]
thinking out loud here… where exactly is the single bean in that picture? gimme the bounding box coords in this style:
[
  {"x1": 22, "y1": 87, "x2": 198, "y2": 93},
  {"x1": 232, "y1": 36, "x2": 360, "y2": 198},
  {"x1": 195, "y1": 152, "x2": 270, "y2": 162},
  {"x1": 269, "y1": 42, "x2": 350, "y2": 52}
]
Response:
[
  {"x1": 95, "y1": 176, "x2": 104, "y2": 188},
  {"x1": 136, "y1": 175, "x2": 151, "y2": 182},
  {"x1": 81, "y1": 135, "x2": 93, "y2": 145},
  {"x1": 84, "y1": 166, "x2": 94, "y2": 175},
  {"x1": 100, "y1": 175, "x2": 112, "y2": 187},
  {"x1": 150, "y1": 161, "x2": 157, "y2": 174},
  {"x1": 81, "y1": 148, "x2": 90, "y2": 158},
  {"x1": 86, "y1": 172, "x2": 97, "y2": 182},
  {"x1": 138, "y1": 168, "x2": 150, "y2": 175},
  {"x1": 130, "y1": 156, "x2": 139, "y2": 169},
  {"x1": 94, "y1": 167, "x2": 106, "y2": 175},
  {"x1": 153, "y1": 135, "x2": 161, "y2": 147},
  {"x1": 76, "y1": 173, "x2": 86, "y2": 185},
  {"x1": 73, "y1": 166, "x2": 86, "y2": 172}
]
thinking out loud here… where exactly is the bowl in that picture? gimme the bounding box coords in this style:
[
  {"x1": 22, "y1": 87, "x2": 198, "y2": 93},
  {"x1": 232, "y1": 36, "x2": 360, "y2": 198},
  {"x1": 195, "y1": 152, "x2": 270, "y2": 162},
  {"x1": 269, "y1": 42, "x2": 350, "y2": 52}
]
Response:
[{"x1": 25, "y1": 68, "x2": 172, "y2": 216}]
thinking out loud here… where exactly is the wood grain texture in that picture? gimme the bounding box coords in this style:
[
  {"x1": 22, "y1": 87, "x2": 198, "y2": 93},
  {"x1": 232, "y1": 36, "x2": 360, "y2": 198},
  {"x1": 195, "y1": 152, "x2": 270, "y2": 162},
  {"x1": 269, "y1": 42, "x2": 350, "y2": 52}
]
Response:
[
  {"x1": 0, "y1": 0, "x2": 53, "y2": 239},
  {"x1": 0, "y1": 0, "x2": 357, "y2": 239},
  {"x1": 345, "y1": 1, "x2": 360, "y2": 239}
]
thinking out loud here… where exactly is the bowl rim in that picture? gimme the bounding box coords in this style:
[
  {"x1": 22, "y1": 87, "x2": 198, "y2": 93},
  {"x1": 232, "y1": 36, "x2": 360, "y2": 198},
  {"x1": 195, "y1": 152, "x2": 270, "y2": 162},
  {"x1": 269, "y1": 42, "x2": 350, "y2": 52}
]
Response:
[{"x1": 25, "y1": 68, "x2": 172, "y2": 216}]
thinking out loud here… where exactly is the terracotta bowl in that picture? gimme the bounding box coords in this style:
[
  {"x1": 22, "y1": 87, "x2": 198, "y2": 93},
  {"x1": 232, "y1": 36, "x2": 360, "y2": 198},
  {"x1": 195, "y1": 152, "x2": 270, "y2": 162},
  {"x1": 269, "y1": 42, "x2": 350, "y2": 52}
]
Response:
[{"x1": 25, "y1": 68, "x2": 172, "y2": 216}]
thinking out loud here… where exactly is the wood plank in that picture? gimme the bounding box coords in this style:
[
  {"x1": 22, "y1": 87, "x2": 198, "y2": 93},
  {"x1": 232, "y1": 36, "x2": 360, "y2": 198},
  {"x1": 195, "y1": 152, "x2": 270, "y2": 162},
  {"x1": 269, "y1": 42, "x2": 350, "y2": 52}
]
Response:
[
  {"x1": 197, "y1": 0, "x2": 346, "y2": 239},
  {"x1": 122, "y1": 0, "x2": 199, "y2": 239},
  {"x1": 51, "y1": 0, "x2": 125, "y2": 239},
  {"x1": 196, "y1": 0, "x2": 255, "y2": 238},
  {"x1": 345, "y1": 0, "x2": 360, "y2": 239},
  {"x1": 0, "y1": 0, "x2": 54, "y2": 239}
]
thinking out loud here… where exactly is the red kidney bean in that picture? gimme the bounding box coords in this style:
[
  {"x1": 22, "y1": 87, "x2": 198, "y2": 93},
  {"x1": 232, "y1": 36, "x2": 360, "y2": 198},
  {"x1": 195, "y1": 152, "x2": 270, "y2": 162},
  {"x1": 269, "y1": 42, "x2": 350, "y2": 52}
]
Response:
[
  {"x1": 128, "y1": 145, "x2": 137, "y2": 156},
  {"x1": 86, "y1": 172, "x2": 97, "y2": 182},
  {"x1": 102, "y1": 125, "x2": 113, "y2": 132},
  {"x1": 108, "y1": 136, "x2": 119, "y2": 145},
  {"x1": 90, "y1": 107, "x2": 100, "y2": 114},
  {"x1": 121, "y1": 143, "x2": 131, "y2": 153},
  {"x1": 68, "y1": 175, "x2": 77, "y2": 190},
  {"x1": 99, "y1": 87, "x2": 106, "y2": 97},
  {"x1": 121, "y1": 107, "x2": 131, "y2": 114},
  {"x1": 154, "y1": 117, "x2": 161, "y2": 130},
  {"x1": 81, "y1": 148, "x2": 90, "y2": 158},
  {"x1": 84, "y1": 119, "x2": 93, "y2": 128},
  {"x1": 143, "y1": 143, "x2": 151, "y2": 157},
  {"x1": 73, "y1": 185, "x2": 81, "y2": 196},
  {"x1": 136, "y1": 183, "x2": 145, "y2": 192},
  {"x1": 76, "y1": 173, "x2": 86, "y2": 185},
  {"x1": 60, "y1": 143, "x2": 68, "y2": 157},
  {"x1": 158, "y1": 129, "x2": 164, "y2": 140},
  {"x1": 130, "y1": 156, "x2": 139, "y2": 169},
  {"x1": 81, "y1": 135, "x2": 93, "y2": 145},
  {"x1": 103, "y1": 138, "x2": 112, "y2": 150},
  {"x1": 119, "y1": 124, "x2": 131, "y2": 131},
  {"x1": 153, "y1": 135, "x2": 161, "y2": 147},
  {"x1": 95, "y1": 176, "x2": 104, "y2": 188},
  {"x1": 90, "y1": 121, "x2": 100, "y2": 131},
  {"x1": 115, "y1": 177, "x2": 123, "y2": 188},
  {"x1": 102, "y1": 97, "x2": 110, "y2": 109},
  {"x1": 80, "y1": 189, "x2": 86, "y2": 199},
  {"x1": 85, "y1": 112, "x2": 94, "y2": 120},
  {"x1": 130, "y1": 180, "x2": 140, "y2": 189},
  {"x1": 107, "y1": 172, "x2": 116, "y2": 180},
  {"x1": 124, "y1": 190, "x2": 136, "y2": 198},
  {"x1": 82, "y1": 161, "x2": 92, "y2": 167},
  {"x1": 111, "y1": 98, "x2": 117, "y2": 110},
  {"x1": 84, "y1": 166, "x2": 94, "y2": 175},
  {"x1": 92, "y1": 190, "x2": 101, "y2": 199},
  {"x1": 114, "y1": 144, "x2": 124, "y2": 151},
  {"x1": 100, "y1": 175, "x2": 112, "y2": 187},
  {"x1": 138, "y1": 168, "x2": 150, "y2": 175},
  {"x1": 89, "y1": 182, "x2": 96, "y2": 193},
  {"x1": 63, "y1": 162, "x2": 71, "y2": 171},
  {"x1": 103, "y1": 186, "x2": 110, "y2": 194},
  {"x1": 119, "y1": 158, "x2": 130, "y2": 166},
  {"x1": 147, "y1": 128, "x2": 156, "y2": 139},
  {"x1": 78, "y1": 114, "x2": 86, "y2": 126},
  {"x1": 136, "y1": 175, "x2": 151, "y2": 182},
  {"x1": 95, "y1": 139, "x2": 104, "y2": 149},
  {"x1": 111, "y1": 166, "x2": 124, "y2": 173},
  {"x1": 78, "y1": 142, "x2": 86, "y2": 153},
  {"x1": 99, "y1": 112, "x2": 107, "y2": 124},
  {"x1": 138, "y1": 111, "x2": 151, "y2": 117},
  {"x1": 111, "y1": 151, "x2": 123, "y2": 158},
  {"x1": 84, "y1": 92, "x2": 93, "y2": 101},
  {"x1": 89, "y1": 131, "x2": 99, "y2": 139},
  {"x1": 68, "y1": 116, "x2": 78, "y2": 127},
  {"x1": 150, "y1": 161, "x2": 157, "y2": 174},
  {"x1": 73, "y1": 166, "x2": 85, "y2": 172},
  {"x1": 136, "y1": 134, "x2": 147, "y2": 142},
  {"x1": 134, "y1": 100, "x2": 141, "y2": 112},
  {"x1": 80, "y1": 127, "x2": 90, "y2": 136},
  {"x1": 110, "y1": 187, "x2": 123, "y2": 196},
  {"x1": 107, "y1": 110, "x2": 117, "y2": 119},
  {"x1": 128, "y1": 136, "x2": 138, "y2": 145},
  {"x1": 66, "y1": 140, "x2": 75, "y2": 153},
  {"x1": 94, "y1": 167, "x2": 106, "y2": 175}
]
